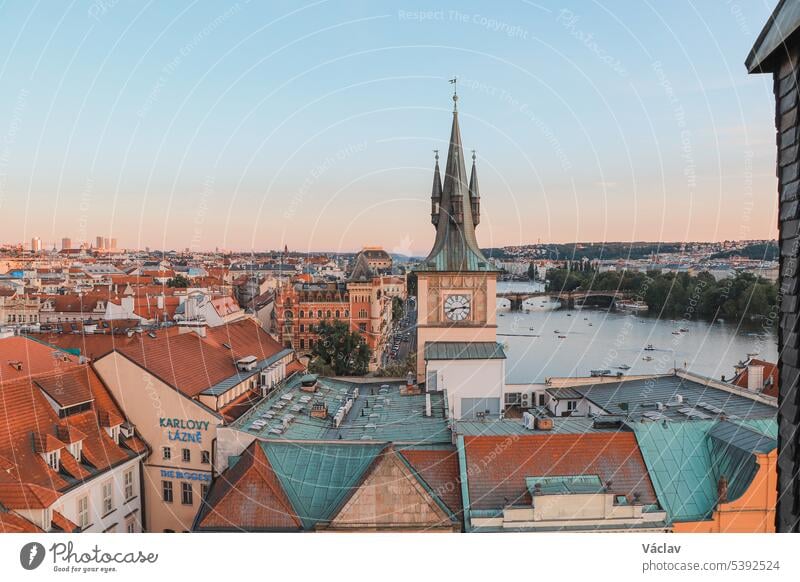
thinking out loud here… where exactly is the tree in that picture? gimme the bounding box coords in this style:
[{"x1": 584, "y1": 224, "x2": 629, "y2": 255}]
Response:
[
  {"x1": 527, "y1": 262, "x2": 536, "y2": 280},
  {"x1": 391, "y1": 296, "x2": 404, "y2": 322},
  {"x1": 166, "y1": 274, "x2": 190, "y2": 288},
  {"x1": 309, "y1": 320, "x2": 371, "y2": 376}
]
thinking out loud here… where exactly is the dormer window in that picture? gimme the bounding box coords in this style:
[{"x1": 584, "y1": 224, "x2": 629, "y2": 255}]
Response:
[
  {"x1": 69, "y1": 440, "x2": 83, "y2": 461},
  {"x1": 108, "y1": 425, "x2": 119, "y2": 444},
  {"x1": 46, "y1": 451, "x2": 59, "y2": 470}
]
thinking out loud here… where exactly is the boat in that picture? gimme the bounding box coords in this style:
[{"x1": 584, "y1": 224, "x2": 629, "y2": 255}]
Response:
[
  {"x1": 588, "y1": 323, "x2": 593, "y2": 326},
  {"x1": 617, "y1": 300, "x2": 649, "y2": 312},
  {"x1": 529, "y1": 327, "x2": 535, "y2": 331},
  {"x1": 679, "y1": 328, "x2": 689, "y2": 332},
  {"x1": 590, "y1": 369, "x2": 612, "y2": 377},
  {"x1": 672, "y1": 331, "x2": 680, "y2": 335},
  {"x1": 617, "y1": 364, "x2": 631, "y2": 370},
  {"x1": 554, "y1": 330, "x2": 560, "y2": 334},
  {"x1": 567, "y1": 313, "x2": 572, "y2": 317},
  {"x1": 644, "y1": 344, "x2": 655, "y2": 351},
  {"x1": 558, "y1": 335, "x2": 567, "y2": 339},
  {"x1": 747, "y1": 352, "x2": 759, "y2": 358},
  {"x1": 642, "y1": 356, "x2": 653, "y2": 362}
]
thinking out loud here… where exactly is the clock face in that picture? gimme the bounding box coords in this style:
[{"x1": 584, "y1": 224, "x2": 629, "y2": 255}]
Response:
[{"x1": 444, "y1": 294, "x2": 471, "y2": 321}]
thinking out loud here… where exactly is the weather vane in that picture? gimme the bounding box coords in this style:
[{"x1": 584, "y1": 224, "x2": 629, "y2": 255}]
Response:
[{"x1": 449, "y1": 77, "x2": 458, "y2": 110}]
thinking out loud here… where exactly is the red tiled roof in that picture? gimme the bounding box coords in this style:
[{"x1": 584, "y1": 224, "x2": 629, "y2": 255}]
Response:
[
  {"x1": 51, "y1": 510, "x2": 80, "y2": 532},
  {"x1": 0, "y1": 363, "x2": 140, "y2": 506},
  {"x1": 196, "y1": 441, "x2": 302, "y2": 531},
  {"x1": 462, "y1": 433, "x2": 658, "y2": 510},
  {"x1": 732, "y1": 359, "x2": 778, "y2": 398},
  {"x1": 34, "y1": 366, "x2": 97, "y2": 408},
  {"x1": 0, "y1": 508, "x2": 41, "y2": 532},
  {"x1": 113, "y1": 318, "x2": 285, "y2": 397},
  {"x1": 400, "y1": 447, "x2": 463, "y2": 519},
  {"x1": 0, "y1": 482, "x2": 60, "y2": 509},
  {"x1": 0, "y1": 336, "x2": 81, "y2": 383}
]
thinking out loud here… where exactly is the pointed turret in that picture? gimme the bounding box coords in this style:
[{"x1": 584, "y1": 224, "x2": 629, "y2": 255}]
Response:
[
  {"x1": 419, "y1": 93, "x2": 495, "y2": 273},
  {"x1": 431, "y1": 150, "x2": 442, "y2": 226},
  {"x1": 469, "y1": 150, "x2": 480, "y2": 226}
]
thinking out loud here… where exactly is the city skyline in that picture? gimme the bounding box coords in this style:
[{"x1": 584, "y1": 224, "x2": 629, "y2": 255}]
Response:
[{"x1": 0, "y1": 2, "x2": 780, "y2": 254}]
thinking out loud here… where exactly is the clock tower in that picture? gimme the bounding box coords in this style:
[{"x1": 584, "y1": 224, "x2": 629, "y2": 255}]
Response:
[{"x1": 414, "y1": 92, "x2": 506, "y2": 419}]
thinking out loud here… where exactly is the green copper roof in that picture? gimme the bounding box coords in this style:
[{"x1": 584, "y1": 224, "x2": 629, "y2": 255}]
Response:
[
  {"x1": 631, "y1": 419, "x2": 777, "y2": 523},
  {"x1": 260, "y1": 441, "x2": 385, "y2": 529},
  {"x1": 424, "y1": 341, "x2": 506, "y2": 361},
  {"x1": 526, "y1": 475, "x2": 604, "y2": 496},
  {"x1": 416, "y1": 107, "x2": 497, "y2": 273}
]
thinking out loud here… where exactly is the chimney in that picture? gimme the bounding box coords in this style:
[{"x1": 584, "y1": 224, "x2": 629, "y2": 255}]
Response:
[
  {"x1": 157, "y1": 294, "x2": 164, "y2": 309},
  {"x1": 717, "y1": 475, "x2": 729, "y2": 504},
  {"x1": 747, "y1": 365, "x2": 764, "y2": 392},
  {"x1": 425, "y1": 393, "x2": 432, "y2": 417}
]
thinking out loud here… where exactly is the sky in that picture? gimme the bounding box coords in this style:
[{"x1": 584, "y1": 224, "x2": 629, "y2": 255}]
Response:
[{"x1": 0, "y1": 0, "x2": 782, "y2": 254}]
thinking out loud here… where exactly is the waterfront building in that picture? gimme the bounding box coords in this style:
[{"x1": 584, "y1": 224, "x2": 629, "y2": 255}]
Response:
[{"x1": 414, "y1": 94, "x2": 507, "y2": 420}]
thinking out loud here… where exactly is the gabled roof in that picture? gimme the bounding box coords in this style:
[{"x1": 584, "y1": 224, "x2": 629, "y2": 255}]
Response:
[
  {"x1": 731, "y1": 359, "x2": 778, "y2": 398},
  {"x1": 0, "y1": 336, "x2": 80, "y2": 383},
  {"x1": 398, "y1": 445, "x2": 463, "y2": 521},
  {"x1": 262, "y1": 441, "x2": 385, "y2": 529},
  {"x1": 195, "y1": 441, "x2": 301, "y2": 532},
  {"x1": 110, "y1": 318, "x2": 285, "y2": 397}
]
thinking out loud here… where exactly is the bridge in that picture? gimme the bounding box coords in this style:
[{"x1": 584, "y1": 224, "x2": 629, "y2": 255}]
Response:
[{"x1": 496, "y1": 290, "x2": 636, "y2": 311}]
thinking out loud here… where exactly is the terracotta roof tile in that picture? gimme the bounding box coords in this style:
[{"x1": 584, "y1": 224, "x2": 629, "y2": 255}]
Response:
[
  {"x1": 732, "y1": 359, "x2": 778, "y2": 398},
  {"x1": 0, "y1": 482, "x2": 60, "y2": 509},
  {"x1": 400, "y1": 447, "x2": 463, "y2": 519},
  {"x1": 51, "y1": 510, "x2": 80, "y2": 532},
  {"x1": 113, "y1": 318, "x2": 285, "y2": 397},
  {"x1": 462, "y1": 433, "x2": 658, "y2": 510},
  {"x1": 0, "y1": 336, "x2": 80, "y2": 383},
  {"x1": 0, "y1": 507, "x2": 41, "y2": 532},
  {"x1": 197, "y1": 441, "x2": 301, "y2": 531}
]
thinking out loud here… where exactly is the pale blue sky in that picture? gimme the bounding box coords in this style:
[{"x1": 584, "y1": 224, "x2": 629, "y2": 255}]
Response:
[{"x1": 0, "y1": 1, "x2": 780, "y2": 253}]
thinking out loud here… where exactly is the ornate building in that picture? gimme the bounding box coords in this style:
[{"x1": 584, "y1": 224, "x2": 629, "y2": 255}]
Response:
[
  {"x1": 414, "y1": 93, "x2": 507, "y2": 419},
  {"x1": 274, "y1": 248, "x2": 403, "y2": 370}
]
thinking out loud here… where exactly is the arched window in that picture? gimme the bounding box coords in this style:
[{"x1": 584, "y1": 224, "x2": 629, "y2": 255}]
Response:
[
  {"x1": 299, "y1": 310, "x2": 305, "y2": 318},
  {"x1": 335, "y1": 310, "x2": 340, "y2": 318},
  {"x1": 326, "y1": 310, "x2": 332, "y2": 318},
  {"x1": 345, "y1": 309, "x2": 350, "y2": 317},
  {"x1": 284, "y1": 310, "x2": 293, "y2": 319},
  {"x1": 317, "y1": 309, "x2": 322, "y2": 318}
]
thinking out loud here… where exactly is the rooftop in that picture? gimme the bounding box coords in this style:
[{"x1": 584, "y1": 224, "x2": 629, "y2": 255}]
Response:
[
  {"x1": 566, "y1": 374, "x2": 776, "y2": 422},
  {"x1": 231, "y1": 377, "x2": 451, "y2": 444}
]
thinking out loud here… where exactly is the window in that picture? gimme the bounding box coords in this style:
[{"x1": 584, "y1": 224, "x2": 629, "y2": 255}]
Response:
[
  {"x1": 299, "y1": 324, "x2": 304, "y2": 332},
  {"x1": 77, "y1": 496, "x2": 89, "y2": 529},
  {"x1": 124, "y1": 469, "x2": 134, "y2": 501},
  {"x1": 299, "y1": 310, "x2": 304, "y2": 318},
  {"x1": 182, "y1": 448, "x2": 190, "y2": 463},
  {"x1": 181, "y1": 482, "x2": 193, "y2": 505},
  {"x1": 358, "y1": 323, "x2": 367, "y2": 332},
  {"x1": 162, "y1": 481, "x2": 173, "y2": 503},
  {"x1": 201, "y1": 450, "x2": 210, "y2": 464},
  {"x1": 162, "y1": 446, "x2": 171, "y2": 460},
  {"x1": 335, "y1": 310, "x2": 340, "y2": 318},
  {"x1": 46, "y1": 451, "x2": 59, "y2": 470},
  {"x1": 299, "y1": 339, "x2": 305, "y2": 349},
  {"x1": 567, "y1": 400, "x2": 578, "y2": 411},
  {"x1": 345, "y1": 310, "x2": 349, "y2": 317},
  {"x1": 126, "y1": 514, "x2": 137, "y2": 533},
  {"x1": 317, "y1": 310, "x2": 322, "y2": 318},
  {"x1": 102, "y1": 481, "x2": 114, "y2": 515},
  {"x1": 326, "y1": 310, "x2": 331, "y2": 318},
  {"x1": 201, "y1": 484, "x2": 209, "y2": 500}
]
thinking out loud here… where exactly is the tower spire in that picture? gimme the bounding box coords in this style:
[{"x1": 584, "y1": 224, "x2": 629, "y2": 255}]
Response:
[
  {"x1": 469, "y1": 150, "x2": 480, "y2": 226},
  {"x1": 431, "y1": 149, "x2": 442, "y2": 226},
  {"x1": 420, "y1": 92, "x2": 493, "y2": 272}
]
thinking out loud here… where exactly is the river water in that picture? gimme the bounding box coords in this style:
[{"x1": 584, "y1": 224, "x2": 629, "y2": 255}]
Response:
[{"x1": 496, "y1": 281, "x2": 778, "y2": 383}]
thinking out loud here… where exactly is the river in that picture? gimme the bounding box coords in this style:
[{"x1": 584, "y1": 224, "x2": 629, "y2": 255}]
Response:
[{"x1": 495, "y1": 281, "x2": 778, "y2": 383}]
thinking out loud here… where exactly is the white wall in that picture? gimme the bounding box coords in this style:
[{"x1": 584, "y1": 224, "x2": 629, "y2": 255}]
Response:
[
  {"x1": 425, "y1": 358, "x2": 505, "y2": 419},
  {"x1": 51, "y1": 457, "x2": 143, "y2": 532}
]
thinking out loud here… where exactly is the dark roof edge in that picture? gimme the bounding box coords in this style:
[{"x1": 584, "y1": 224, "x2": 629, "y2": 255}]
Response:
[{"x1": 746, "y1": 0, "x2": 798, "y2": 73}]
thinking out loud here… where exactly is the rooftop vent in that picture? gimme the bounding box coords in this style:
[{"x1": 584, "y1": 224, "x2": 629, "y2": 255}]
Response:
[
  {"x1": 236, "y1": 355, "x2": 257, "y2": 372},
  {"x1": 8, "y1": 361, "x2": 22, "y2": 371}
]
